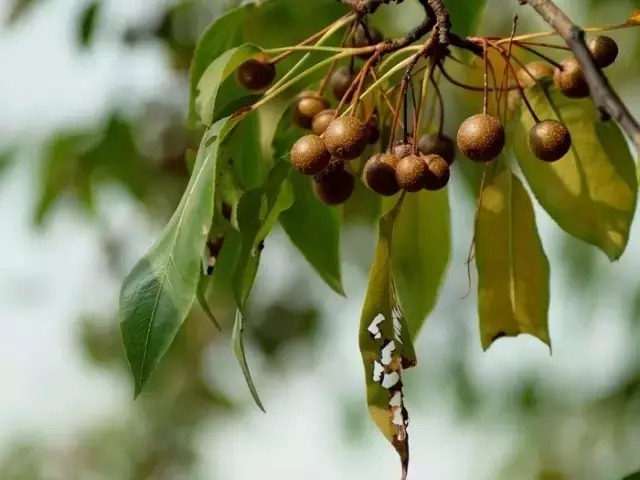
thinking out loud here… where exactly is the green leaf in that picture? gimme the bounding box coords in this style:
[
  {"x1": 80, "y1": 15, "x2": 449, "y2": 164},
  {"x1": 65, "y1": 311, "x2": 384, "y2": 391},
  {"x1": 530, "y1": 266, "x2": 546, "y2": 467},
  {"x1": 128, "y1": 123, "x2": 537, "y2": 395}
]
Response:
[
  {"x1": 119, "y1": 117, "x2": 236, "y2": 396},
  {"x1": 196, "y1": 272, "x2": 221, "y2": 331},
  {"x1": 272, "y1": 102, "x2": 345, "y2": 295},
  {"x1": 621, "y1": 471, "x2": 640, "y2": 480},
  {"x1": 359, "y1": 196, "x2": 417, "y2": 480},
  {"x1": 475, "y1": 168, "x2": 550, "y2": 350},
  {"x1": 77, "y1": 0, "x2": 100, "y2": 48},
  {"x1": 513, "y1": 81, "x2": 638, "y2": 260},
  {"x1": 443, "y1": 0, "x2": 488, "y2": 36},
  {"x1": 196, "y1": 44, "x2": 262, "y2": 126},
  {"x1": 391, "y1": 189, "x2": 451, "y2": 338},
  {"x1": 189, "y1": 0, "x2": 347, "y2": 119},
  {"x1": 225, "y1": 111, "x2": 266, "y2": 190},
  {"x1": 231, "y1": 161, "x2": 294, "y2": 409}
]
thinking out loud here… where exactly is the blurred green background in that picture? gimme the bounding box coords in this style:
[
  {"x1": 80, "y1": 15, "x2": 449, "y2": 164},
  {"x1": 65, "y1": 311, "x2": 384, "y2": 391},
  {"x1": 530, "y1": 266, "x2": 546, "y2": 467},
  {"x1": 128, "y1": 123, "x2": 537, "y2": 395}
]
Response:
[{"x1": 1, "y1": 0, "x2": 640, "y2": 478}]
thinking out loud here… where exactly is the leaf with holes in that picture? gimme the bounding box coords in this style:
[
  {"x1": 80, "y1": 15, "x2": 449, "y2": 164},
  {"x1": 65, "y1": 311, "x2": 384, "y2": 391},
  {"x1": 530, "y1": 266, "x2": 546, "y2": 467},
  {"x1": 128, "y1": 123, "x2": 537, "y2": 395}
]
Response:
[
  {"x1": 392, "y1": 189, "x2": 451, "y2": 338},
  {"x1": 359, "y1": 196, "x2": 417, "y2": 480},
  {"x1": 513, "y1": 80, "x2": 637, "y2": 261},
  {"x1": 119, "y1": 117, "x2": 236, "y2": 396},
  {"x1": 475, "y1": 168, "x2": 550, "y2": 350}
]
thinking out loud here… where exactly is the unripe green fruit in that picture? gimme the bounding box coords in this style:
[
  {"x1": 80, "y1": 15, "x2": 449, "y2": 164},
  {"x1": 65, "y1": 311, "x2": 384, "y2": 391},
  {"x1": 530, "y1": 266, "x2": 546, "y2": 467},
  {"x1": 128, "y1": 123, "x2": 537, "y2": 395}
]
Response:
[
  {"x1": 290, "y1": 135, "x2": 331, "y2": 175},
  {"x1": 456, "y1": 114, "x2": 505, "y2": 162},
  {"x1": 323, "y1": 116, "x2": 368, "y2": 160},
  {"x1": 418, "y1": 133, "x2": 455, "y2": 165},
  {"x1": 395, "y1": 154, "x2": 428, "y2": 192},
  {"x1": 294, "y1": 91, "x2": 330, "y2": 129},
  {"x1": 236, "y1": 54, "x2": 276, "y2": 91},
  {"x1": 313, "y1": 169, "x2": 355, "y2": 205},
  {"x1": 516, "y1": 61, "x2": 554, "y2": 88},
  {"x1": 528, "y1": 120, "x2": 571, "y2": 162},
  {"x1": 553, "y1": 58, "x2": 589, "y2": 98},
  {"x1": 363, "y1": 153, "x2": 400, "y2": 196},
  {"x1": 588, "y1": 35, "x2": 618, "y2": 68},
  {"x1": 422, "y1": 154, "x2": 450, "y2": 191},
  {"x1": 312, "y1": 109, "x2": 336, "y2": 136}
]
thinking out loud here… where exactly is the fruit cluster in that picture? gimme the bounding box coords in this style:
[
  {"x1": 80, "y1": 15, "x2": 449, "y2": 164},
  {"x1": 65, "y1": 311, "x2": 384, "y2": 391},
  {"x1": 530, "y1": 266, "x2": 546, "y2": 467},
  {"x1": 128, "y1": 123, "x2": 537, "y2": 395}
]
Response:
[{"x1": 235, "y1": 26, "x2": 620, "y2": 206}]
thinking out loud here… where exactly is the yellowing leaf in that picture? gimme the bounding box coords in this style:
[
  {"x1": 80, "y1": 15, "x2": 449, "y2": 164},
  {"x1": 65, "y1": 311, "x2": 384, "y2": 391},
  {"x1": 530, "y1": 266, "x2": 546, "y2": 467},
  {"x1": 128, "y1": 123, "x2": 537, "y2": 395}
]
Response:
[
  {"x1": 513, "y1": 81, "x2": 637, "y2": 260},
  {"x1": 476, "y1": 168, "x2": 550, "y2": 350},
  {"x1": 359, "y1": 197, "x2": 416, "y2": 480},
  {"x1": 628, "y1": 9, "x2": 640, "y2": 25}
]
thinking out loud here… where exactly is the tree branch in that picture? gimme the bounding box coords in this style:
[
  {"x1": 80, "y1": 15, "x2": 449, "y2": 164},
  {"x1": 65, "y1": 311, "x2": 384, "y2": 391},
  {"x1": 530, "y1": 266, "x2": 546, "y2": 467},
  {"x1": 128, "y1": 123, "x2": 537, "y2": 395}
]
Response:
[{"x1": 518, "y1": 0, "x2": 640, "y2": 150}]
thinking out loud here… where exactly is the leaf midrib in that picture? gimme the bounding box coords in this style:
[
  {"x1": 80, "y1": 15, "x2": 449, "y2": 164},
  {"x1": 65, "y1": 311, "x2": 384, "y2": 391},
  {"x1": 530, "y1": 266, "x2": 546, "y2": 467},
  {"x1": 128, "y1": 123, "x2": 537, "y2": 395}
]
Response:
[{"x1": 138, "y1": 143, "x2": 214, "y2": 389}]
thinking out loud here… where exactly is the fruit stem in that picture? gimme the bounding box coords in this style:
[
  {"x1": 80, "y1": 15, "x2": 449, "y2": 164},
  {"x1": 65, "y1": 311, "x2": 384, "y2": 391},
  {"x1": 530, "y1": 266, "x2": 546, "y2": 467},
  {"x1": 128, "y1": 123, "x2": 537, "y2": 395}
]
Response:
[
  {"x1": 482, "y1": 40, "x2": 489, "y2": 115},
  {"x1": 513, "y1": 42, "x2": 563, "y2": 69},
  {"x1": 437, "y1": 63, "x2": 517, "y2": 92},
  {"x1": 489, "y1": 43, "x2": 540, "y2": 123},
  {"x1": 318, "y1": 22, "x2": 358, "y2": 96},
  {"x1": 493, "y1": 21, "x2": 637, "y2": 44},
  {"x1": 497, "y1": 15, "x2": 518, "y2": 119},
  {"x1": 370, "y1": 69, "x2": 402, "y2": 122},
  {"x1": 414, "y1": 60, "x2": 435, "y2": 145},
  {"x1": 431, "y1": 72, "x2": 446, "y2": 137},
  {"x1": 514, "y1": 40, "x2": 570, "y2": 51}
]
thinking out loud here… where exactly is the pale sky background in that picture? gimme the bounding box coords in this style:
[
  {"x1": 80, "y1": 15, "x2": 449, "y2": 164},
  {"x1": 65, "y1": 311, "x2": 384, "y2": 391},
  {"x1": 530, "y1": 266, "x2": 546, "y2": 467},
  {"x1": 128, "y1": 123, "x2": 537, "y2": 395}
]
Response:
[{"x1": 0, "y1": 0, "x2": 639, "y2": 479}]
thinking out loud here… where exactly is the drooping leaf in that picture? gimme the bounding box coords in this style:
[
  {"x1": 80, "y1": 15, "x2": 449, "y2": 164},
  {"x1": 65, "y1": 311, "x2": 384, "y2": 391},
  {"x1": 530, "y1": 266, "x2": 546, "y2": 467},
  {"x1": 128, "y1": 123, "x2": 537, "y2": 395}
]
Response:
[
  {"x1": 196, "y1": 44, "x2": 262, "y2": 126},
  {"x1": 359, "y1": 196, "x2": 417, "y2": 480},
  {"x1": 196, "y1": 271, "x2": 221, "y2": 331},
  {"x1": 475, "y1": 168, "x2": 551, "y2": 350},
  {"x1": 231, "y1": 161, "x2": 294, "y2": 409},
  {"x1": 391, "y1": 189, "x2": 451, "y2": 338},
  {"x1": 119, "y1": 117, "x2": 237, "y2": 396},
  {"x1": 512, "y1": 80, "x2": 637, "y2": 261},
  {"x1": 272, "y1": 102, "x2": 345, "y2": 295},
  {"x1": 225, "y1": 111, "x2": 266, "y2": 190}
]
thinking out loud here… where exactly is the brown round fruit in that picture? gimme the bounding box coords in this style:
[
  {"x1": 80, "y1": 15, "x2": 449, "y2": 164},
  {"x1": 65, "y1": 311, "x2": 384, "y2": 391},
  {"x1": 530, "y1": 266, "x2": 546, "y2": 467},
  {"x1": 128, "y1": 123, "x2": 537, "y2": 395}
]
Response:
[
  {"x1": 456, "y1": 114, "x2": 505, "y2": 162},
  {"x1": 290, "y1": 135, "x2": 331, "y2": 175},
  {"x1": 313, "y1": 169, "x2": 355, "y2": 205},
  {"x1": 365, "y1": 114, "x2": 380, "y2": 145},
  {"x1": 528, "y1": 120, "x2": 571, "y2": 162},
  {"x1": 553, "y1": 58, "x2": 589, "y2": 98},
  {"x1": 330, "y1": 66, "x2": 357, "y2": 101},
  {"x1": 347, "y1": 24, "x2": 383, "y2": 58},
  {"x1": 395, "y1": 154, "x2": 428, "y2": 192},
  {"x1": 294, "y1": 91, "x2": 330, "y2": 129},
  {"x1": 363, "y1": 153, "x2": 400, "y2": 196},
  {"x1": 418, "y1": 133, "x2": 455, "y2": 165},
  {"x1": 422, "y1": 154, "x2": 450, "y2": 191},
  {"x1": 392, "y1": 141, "x2": 414, "y2": 160},
  {"x1": 516, "y1": 61, "x2": 554, "y2": 88},
  {"x1": 588, "y1": 35, "x2": 618, "y2": 68},
  {"x1": 314, "y1": 157, "x2": 345, "y2": 182},
  {"x1": 312, "y1": 109, "x2": 336, "y2": 136},
  {"x1": 236, "y1": 54, "x2": 276, "y2": 91},
  {"x1": 323, "y1": 116, "x2": 368, "y2": 160}
]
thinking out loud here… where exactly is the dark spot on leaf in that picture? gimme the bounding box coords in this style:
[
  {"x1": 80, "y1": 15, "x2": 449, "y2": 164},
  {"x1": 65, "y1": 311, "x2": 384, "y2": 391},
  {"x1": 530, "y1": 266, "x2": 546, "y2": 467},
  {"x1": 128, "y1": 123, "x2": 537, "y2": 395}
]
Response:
[
  {"x1": 204, "y1": 135, "x2": 218, "y2": 149},
  {"x1": 231, "y1": 105, "x2": 253, "y2": 120}
]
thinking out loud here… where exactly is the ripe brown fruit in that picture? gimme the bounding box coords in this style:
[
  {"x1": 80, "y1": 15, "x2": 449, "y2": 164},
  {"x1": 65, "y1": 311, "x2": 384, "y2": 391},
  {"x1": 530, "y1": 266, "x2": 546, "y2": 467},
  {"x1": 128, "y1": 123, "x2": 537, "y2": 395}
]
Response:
[
  {"x1": 553, "y1": 57, "x2": 589, "y2": 98},
  {"x1": 418, "y1": 133, "x2": 455, "y2": 165},
  {"x1": 347, "y1": 24, "x2": 383, "y2": 58},
  {"x1": 364, "y1": 114, "x2": 380, "y2": 145},
  {"x1": 330, "y1": 66, "x2": 357, "y2": 101},
  {"x1": 395, "y1": 154, "x2": 428, "y2": 192},
  {"x1": 323, "y1": 116, "x2": 368, "y2": 160},
  {"x1": 312, "y1": 109, "x2": 336, "y2": 136},
  {"x1": 516, "y1": 61, "x2": 554, "y2": 88},
  {"x1": 314, "y1": 157, "x2": 345, "y2": 182},
  {"x1": 392, "y1": 141, "x2": 414, "y2": 160},
  {"x1": 422, "y1": 154, "x2": 450, "y2": 191},
  {"x1": 290, "y1": 135, "x2": 331, "y2": 175},
  {"x1": 588, "y1": 35, "x2": 618, "y2": 68},
  {"x1": 456, "y1": 114, "x2": 505, "y2": 162},
  {"x1": 363, "y1": 153, "x2": 400, "y2": 196},
  {"x1": 236, "y1": 54, "x2": 276, "y2": 91},
  {"x1": 294, "y1": 91, "x2": 330, "y2": 129},
  {"x1": 313, "y1": 169, "x2": 355, "y2": 205},
  {"x1": 528, "y1": 120, "x2": 571, "y2": 162}
]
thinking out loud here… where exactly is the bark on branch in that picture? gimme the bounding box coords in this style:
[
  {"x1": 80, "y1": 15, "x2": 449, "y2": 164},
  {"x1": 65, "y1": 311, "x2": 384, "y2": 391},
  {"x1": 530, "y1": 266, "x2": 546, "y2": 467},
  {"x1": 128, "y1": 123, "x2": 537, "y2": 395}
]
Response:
[{"x1": 518, "y1": 0, "x2": 640, "y2": 151}]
